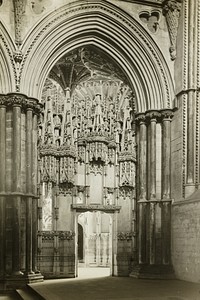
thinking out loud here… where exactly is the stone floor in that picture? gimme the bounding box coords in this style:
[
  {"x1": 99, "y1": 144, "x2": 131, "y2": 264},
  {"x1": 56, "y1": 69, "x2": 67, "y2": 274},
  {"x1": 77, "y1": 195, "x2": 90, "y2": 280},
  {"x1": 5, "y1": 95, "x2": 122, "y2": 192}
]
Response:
[{"x1": 1, "y1": 268, "x2": 200, "y2": 300}]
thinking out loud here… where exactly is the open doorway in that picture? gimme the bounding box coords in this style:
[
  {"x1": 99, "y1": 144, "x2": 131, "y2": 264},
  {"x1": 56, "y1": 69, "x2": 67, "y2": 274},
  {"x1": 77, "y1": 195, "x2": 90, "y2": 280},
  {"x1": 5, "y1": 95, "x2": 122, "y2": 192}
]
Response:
[{"x1": 77, "y1": 211, "x2": 112, "y2": 278}]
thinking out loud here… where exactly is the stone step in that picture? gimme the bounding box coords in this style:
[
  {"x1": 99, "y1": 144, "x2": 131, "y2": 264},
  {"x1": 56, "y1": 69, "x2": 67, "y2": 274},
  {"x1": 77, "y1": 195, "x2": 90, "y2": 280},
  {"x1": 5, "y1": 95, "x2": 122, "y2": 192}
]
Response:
[
  {"x1": 15, "y1": 286, "x2": 45, "y2": 300},
  {"x1": 0, "y1": 291, "x2": 21, "y2": 300}
]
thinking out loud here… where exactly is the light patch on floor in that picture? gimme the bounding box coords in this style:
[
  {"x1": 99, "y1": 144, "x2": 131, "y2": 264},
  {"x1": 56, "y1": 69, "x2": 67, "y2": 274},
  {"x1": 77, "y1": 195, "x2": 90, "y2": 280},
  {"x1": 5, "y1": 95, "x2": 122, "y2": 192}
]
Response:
[{"x1": 78, "y1": 267, "x2": 111, "y2": 278}]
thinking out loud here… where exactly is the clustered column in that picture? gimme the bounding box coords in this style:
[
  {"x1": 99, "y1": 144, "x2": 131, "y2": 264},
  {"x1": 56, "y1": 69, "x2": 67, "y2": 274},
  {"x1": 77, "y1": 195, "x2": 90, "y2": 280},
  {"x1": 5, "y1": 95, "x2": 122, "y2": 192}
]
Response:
[
  {"x1": 0, "y1": 93, "x2": 43, "y2": 288},
  {"x1": 135, "y1": 109, "x2": 174, "y2": 274}
]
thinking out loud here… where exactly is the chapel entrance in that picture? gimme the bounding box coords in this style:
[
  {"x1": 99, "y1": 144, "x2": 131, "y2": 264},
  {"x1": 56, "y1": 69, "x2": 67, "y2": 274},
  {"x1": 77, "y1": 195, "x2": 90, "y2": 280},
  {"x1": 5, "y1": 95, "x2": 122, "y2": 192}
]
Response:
[
  {"x1": 77, "y1": 211, "x2": 112, "y2": 277},
  {"x1": 37, "y1": 45, "x2": 137, "y2": 278}
]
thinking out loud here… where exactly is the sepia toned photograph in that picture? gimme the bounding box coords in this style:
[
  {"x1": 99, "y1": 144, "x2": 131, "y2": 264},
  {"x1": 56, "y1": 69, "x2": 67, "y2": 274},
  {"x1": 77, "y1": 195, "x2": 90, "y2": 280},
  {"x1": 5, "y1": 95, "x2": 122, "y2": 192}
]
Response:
[{"x1": 0, "y1": 0, "x2": 199, "y2": 299}]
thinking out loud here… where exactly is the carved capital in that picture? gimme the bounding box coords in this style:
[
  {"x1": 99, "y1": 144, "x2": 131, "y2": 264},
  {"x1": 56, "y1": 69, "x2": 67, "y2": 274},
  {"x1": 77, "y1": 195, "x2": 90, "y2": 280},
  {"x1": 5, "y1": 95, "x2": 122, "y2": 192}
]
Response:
[
  {"x1": 0, "y1": 93, "x2": 41, "y2": 113},
  {"x1": 146, "y1": 110, "x2": 161, "y2": 122},
  {"x1": 135, "y1": 113, "x2": 146, "y2": 125},
  {"x1": 0, "y1": 95, "x2": 7, "y2": 107},
  {"x1": 160, "y1": 109, "x2": 174, "y2": 121},
  {"x1": 7, "y1": 93, "x2": 26, "y2": 107}
]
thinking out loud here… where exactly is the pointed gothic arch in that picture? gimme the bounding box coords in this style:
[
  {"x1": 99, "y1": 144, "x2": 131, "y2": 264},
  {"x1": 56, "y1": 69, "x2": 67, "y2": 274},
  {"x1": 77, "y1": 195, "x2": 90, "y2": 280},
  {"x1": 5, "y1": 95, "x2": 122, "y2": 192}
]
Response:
[
  {"x1": 0, "y1": 21, "x2": 16, "y2": 93},
  {"x1": 19, "y1": 0, "x2": 174, "y2": 112}
]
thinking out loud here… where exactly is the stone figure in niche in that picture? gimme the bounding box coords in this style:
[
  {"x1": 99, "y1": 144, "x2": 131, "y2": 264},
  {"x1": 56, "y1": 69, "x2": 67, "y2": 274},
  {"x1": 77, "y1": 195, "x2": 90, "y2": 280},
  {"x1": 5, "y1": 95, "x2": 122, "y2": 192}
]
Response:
[
  {"x1": 42, "y1": 183, "x2": 53, "y2": 230},
  {"x1": 54, "y1": 115, "x2": 61, "y2": 126},
  {"x1": 77, "y1": 192, "x2": 83, "y2": 204},
  {"x1": 94, "y1": 94, "x2": 103, "y2": 130},
  {"x1": 106, "y1": 193, "x2": 113, "y2": 205}
]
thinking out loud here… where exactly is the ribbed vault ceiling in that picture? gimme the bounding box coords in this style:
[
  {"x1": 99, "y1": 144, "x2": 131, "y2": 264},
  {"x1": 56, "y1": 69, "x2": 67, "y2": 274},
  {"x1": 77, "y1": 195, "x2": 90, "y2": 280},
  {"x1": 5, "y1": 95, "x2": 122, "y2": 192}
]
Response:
[{"x1": 48, "y1": 45, "x2": 129, "y2": 93}]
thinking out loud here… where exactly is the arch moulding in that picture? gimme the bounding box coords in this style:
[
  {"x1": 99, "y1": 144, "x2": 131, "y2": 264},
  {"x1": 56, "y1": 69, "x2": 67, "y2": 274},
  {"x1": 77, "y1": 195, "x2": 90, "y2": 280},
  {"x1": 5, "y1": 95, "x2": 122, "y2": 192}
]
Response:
[
  {"x1": 0, "y1": 22, "x2": 16, "y2": 94},
  {"x1": 19, "y1": 0, "x2": 175, "y2": 112}
]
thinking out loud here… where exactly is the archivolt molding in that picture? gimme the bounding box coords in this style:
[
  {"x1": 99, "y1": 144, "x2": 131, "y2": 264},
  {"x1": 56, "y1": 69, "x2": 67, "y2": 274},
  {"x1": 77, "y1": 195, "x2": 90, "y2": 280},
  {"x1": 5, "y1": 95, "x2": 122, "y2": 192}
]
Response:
[
  {"x1": 19, "y1": 0, "x2": 174, "y2": 112},
  {"x1": 0, "y1": 22, "x2": 16, "y2": 93}
]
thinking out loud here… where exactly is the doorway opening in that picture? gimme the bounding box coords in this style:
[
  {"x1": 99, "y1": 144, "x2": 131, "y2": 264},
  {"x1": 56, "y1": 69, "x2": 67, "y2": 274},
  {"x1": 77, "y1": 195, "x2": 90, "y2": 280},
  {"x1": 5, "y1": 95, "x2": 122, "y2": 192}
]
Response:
[{"x1": 77, "y1": 211, "x2": 112, "y2": 278}]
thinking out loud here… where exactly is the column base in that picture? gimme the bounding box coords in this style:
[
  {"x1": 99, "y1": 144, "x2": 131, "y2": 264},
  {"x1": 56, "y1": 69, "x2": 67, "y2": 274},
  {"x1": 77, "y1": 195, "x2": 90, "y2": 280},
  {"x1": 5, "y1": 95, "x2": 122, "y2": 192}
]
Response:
[
  {"x1": 129, "y1": 264, "x2": 175, "y2": 279},
  {"x1": 0, "y1": 272, "x2": 44, "y2": 291}
]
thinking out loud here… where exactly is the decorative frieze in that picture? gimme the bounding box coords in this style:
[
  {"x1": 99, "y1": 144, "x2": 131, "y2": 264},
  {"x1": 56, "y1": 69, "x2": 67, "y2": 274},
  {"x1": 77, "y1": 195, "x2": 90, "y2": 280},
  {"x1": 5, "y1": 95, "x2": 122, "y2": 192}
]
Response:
[
  {"x1": 39, "y1": 145, "x2": 76, "y2": 158},
  {"x1": 58, "y1": 231, "x2": 75, "y2": 240},
  {"x1": 119, "y1": 187, "x2": 135, "y2": 199},
  {"x1": 117, "y1": 231, "x2": 136, "y2": 241},
  {"x1": 58, "y1": 184, "x2": 73, "y2": 196},
  {"x1": 38, "y1": 231, "x2": 75, "y2": 241},
  {"x1": 71, "y1": 204, "x2": 121, "y2": 213}
]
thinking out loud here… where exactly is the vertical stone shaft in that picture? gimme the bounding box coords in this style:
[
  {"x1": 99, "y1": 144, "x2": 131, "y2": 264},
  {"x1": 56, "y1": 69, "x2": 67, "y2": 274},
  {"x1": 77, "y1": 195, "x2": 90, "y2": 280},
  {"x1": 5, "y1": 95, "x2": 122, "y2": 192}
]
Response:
[
  {"x1": 187, "y1": 0, "x2": 196, "y2": 184},
  {"x1": 136, "y1": 114, "x2": 147, "y2": 264},
  {"x1": 12, "y1": 105, "x2": 22, "y2": 275},
  {"x1": 161, "y1": 202, "x2": 171, "y2": 265},
  {"x1": 149, "y1": 202, "x2": 156, "y2": 265},
  {"x1": 162, "y1": 111, "x2": 173, "y2": 199},
  {"x1": 161, "y1": 110, "x2": 173, "y2": 265},
  {"x1": 138, "y1": 115, "x2": 147, "y2": 200},
  {"x1": 149, "y1": 117, "x2": 157, "y2": 199},
  {"x1": 26, "y1": 108, "x2": 33, "y2": 274},
  {"x1": 0, "y1": 105, "x2": 6, "y2": 191},
  {"x1": 146, "y1": 111, "x2": 159, "y2": 265},
  {"x1": 138, "y1": 202, "x2": 147, "y2": 264},
  {"x1": 32, "y1": 113, "x2": 38, "y2": 272},
  {"x1": 0, "y1": 105, "x2": 6, "y2": 276}
]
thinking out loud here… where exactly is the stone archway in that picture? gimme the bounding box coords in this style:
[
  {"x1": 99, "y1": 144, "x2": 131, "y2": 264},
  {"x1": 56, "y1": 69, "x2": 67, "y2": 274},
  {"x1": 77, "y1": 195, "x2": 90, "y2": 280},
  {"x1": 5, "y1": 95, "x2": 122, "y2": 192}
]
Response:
[
  {"x1": 37, "y1": 44, "x2": 137, "y2": 277},
  {"x1": 19, "y1": 0, "x2": 174, "y2": 110},
  {"x1": 0, "y1": 0, "x2": 176, "y2": 289}
]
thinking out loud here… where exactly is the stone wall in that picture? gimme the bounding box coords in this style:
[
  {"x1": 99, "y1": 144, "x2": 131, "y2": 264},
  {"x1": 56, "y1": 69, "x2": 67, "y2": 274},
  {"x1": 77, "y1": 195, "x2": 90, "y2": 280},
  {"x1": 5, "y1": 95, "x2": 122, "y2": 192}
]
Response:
[{"x1": 171, "y1": 199, "x2": 200, "y2": 283}]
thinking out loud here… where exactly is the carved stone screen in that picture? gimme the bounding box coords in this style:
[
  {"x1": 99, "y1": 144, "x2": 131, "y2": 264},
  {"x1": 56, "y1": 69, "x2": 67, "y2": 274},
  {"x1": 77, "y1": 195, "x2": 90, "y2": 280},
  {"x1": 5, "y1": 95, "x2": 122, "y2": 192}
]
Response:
[{"x1": 37, "y1": 45, "x2": 136, "y2": 277}]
